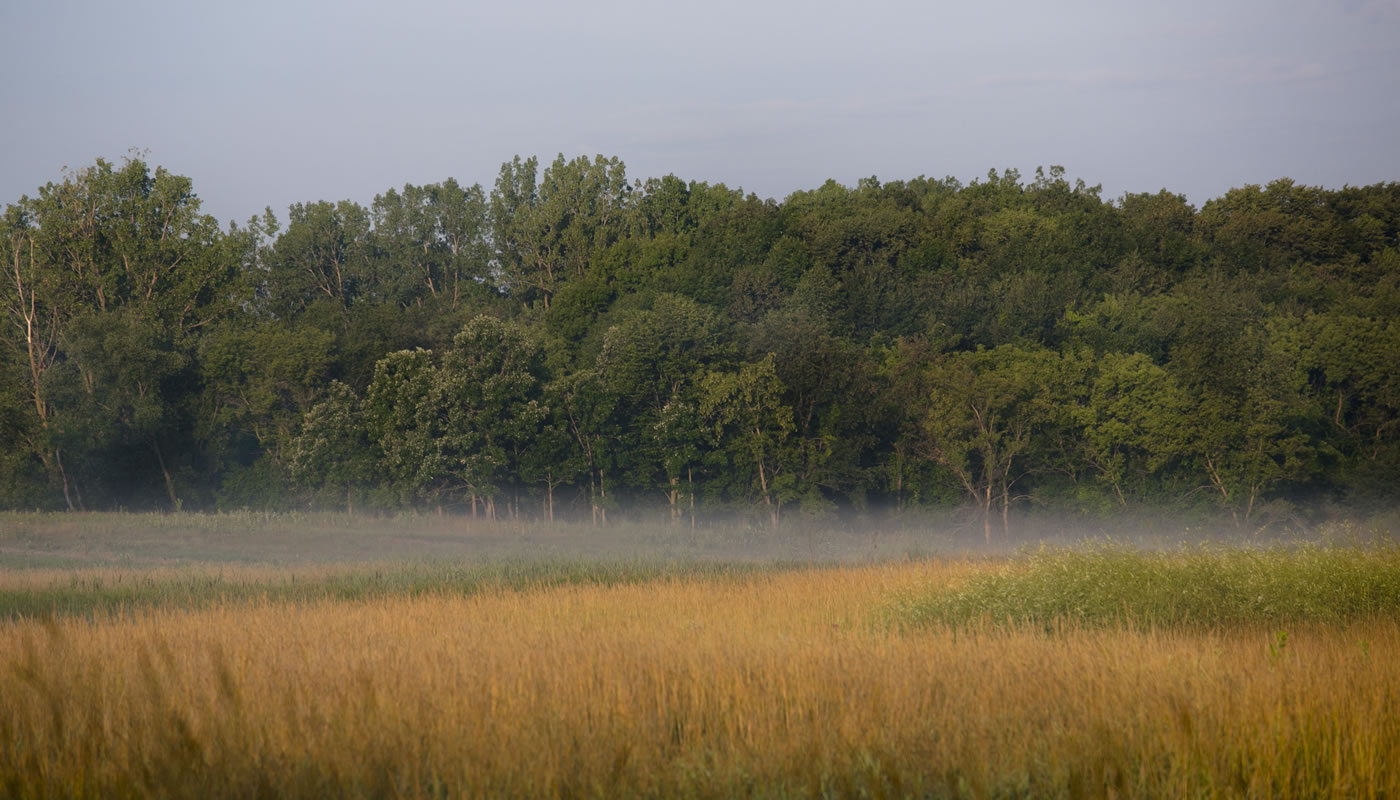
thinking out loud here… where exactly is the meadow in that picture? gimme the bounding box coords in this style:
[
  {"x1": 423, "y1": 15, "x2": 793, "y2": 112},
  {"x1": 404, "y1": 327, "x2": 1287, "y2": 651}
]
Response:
[{"x1": 2, "y1": 514, "x2": 1399, "y2": 798}]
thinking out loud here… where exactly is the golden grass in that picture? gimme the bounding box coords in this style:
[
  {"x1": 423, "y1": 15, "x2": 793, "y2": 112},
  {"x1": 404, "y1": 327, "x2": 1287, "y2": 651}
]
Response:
[
  {"x1": 0, "y1": 563, "x2": 345, "y2": 591},
  {"x1": 3, "y1": 562, "x2": 1398, "y2": 798}
]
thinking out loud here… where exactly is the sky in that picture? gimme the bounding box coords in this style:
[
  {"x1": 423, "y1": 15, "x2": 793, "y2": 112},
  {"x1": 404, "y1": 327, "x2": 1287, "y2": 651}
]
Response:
[{"x1": 2, "y1": 0, "x2": 1397, "y2": 226}]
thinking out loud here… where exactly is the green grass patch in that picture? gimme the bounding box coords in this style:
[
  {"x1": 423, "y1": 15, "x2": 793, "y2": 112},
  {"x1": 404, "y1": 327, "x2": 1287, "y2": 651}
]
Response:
[
  {"x1": 0, "y1": 559, "x2": 806, "y2": 622},
  {"x1": 890, "y1": 544, "x2": 1400, "y2": 630}
]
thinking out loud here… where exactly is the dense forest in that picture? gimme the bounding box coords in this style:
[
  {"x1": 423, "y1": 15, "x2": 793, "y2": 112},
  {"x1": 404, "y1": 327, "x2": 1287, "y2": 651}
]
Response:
[{"x1": 2, "y1": 155, "x2": 1397, "y2": 537}]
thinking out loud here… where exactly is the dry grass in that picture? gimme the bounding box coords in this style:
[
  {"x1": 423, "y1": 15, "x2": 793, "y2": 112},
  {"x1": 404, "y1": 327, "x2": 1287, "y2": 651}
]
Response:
[
  {"x1": 3, "y1": 562, "x2": 1398, "y2": 798},
  {"x1": 0, "y1": 559, "x2": 810, "y2": 621},
  {"x1": 0, "y1": 510, "x2": 973, "y2": 569}
]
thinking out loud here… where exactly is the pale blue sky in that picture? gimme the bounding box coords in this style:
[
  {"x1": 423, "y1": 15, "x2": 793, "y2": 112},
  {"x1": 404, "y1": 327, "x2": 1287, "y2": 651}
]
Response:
[{"x1": 2, "y1": 0, "x2": 1397, "y2": 225}]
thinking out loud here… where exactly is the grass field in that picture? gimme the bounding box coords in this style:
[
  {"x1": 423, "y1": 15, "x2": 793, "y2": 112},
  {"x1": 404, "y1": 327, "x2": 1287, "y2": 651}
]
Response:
[{"x1": 2, "y1": 514, "x2": 1399, "y2": 798}]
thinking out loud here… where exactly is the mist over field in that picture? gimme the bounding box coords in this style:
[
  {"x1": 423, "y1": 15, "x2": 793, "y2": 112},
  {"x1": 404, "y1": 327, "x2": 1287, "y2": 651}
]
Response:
[
  {"x1": 2, "y1": 508, "x2": 1397, "y2": 573},
  {"x1": 4, "y1": 2, "x2": 1399, "y2": 794},
  {"x1": 3, "y1": 511, "x2": 1400, "y2": 797}
]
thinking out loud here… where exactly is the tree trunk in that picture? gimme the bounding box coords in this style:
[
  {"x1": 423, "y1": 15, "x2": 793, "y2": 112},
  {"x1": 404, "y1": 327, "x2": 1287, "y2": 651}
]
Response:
[
  {"x1": 151, "y1": 440, "x2": 179, "y2": 510},
  {"x1": 1204, "y1": 456, "x2": 1239, "y2": 527},
  {"x1": 757, "y1": 458, "x2": 777, "y2": 530},
  {"x1": 589, "y1": 471, "x2": 599, "y2": 526},
  {"x1": 56, "y1": 448, "x2": 77, "y2": 512},
  {"x1": 669, "y1": 476, "x2": 679, "y2": 523},
  {"x1": 893, "y1": 444, "x2": 905, "y2": 512},
  {"x1": 982, "y1": 485, "x2": 993, "y2": 546},
  {"x1": 546, "y1": 472, "x2": 555, "y2": 524},
  {"x1": 1000, "y1": 480, "x2": 1011, "y2": 539}
]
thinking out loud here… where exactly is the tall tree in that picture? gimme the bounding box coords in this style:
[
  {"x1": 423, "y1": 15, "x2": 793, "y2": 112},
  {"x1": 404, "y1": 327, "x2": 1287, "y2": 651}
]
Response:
[
  {"x1": 701, "y1": 355, "x2": 796, "y2": 529},
  {"x1": 1298, "y1": 311, "x2": 1400, "y2": 497},
  {"x1": 289, "y1": 381, "x2": 378, "y2": 512},
  {"x1": 913, "y1": 345, "x2": 1059, "y2": 542},
  {"x1": 264, "y1": 200, "x2": 374, "y2": 316},
  {"x1": 556, "y1": 368, "x2": 622, "y2": 525},
  {"x1": 363, "y1": 349, "x2": 453, "y2": 508},
  {"x1": 597, "y1": 294, "x2": 723, "y2": 519},
  {"x1": 438, "y1": 316, "x2": 547, "y2": 518},
  {"x1": 492, "y1": 155, "x2": 630, "y2": 309},
  {"x1": 0, "y1": 156, "x2": 239, "y2": 508},
  {"x1": 371, "y1": 178, "x2": 492, "y2": 309}
]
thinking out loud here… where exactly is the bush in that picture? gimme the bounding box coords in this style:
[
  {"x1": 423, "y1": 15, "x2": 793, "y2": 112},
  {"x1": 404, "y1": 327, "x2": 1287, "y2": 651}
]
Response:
[{"x1": 890, "y1": 543, "x2": 1400, "y2": 630}]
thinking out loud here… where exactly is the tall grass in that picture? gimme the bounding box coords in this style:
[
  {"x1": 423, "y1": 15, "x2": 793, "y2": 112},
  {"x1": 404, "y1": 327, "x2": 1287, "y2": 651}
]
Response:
[
  {"x1": 890, "y1": 543, "x2": 1400, "y2": 630},
  {"x1": 0, "y1": 558, "x2": 805, "y2": 621},
  {"x1": 3, "y1": 562, "x2": 1399, "y2": 797}
]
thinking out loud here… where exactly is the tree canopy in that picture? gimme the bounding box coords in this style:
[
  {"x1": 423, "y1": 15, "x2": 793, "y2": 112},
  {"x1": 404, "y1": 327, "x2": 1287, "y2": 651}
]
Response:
[{"x1": 3, "y1": 154, "x2": 1397, "y2": 535}]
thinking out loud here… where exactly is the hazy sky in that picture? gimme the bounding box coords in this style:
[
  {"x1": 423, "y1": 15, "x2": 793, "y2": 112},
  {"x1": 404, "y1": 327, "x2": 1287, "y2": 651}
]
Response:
[{"x1": 3, "y1": 0, "x2": 1397, "y2": 225}]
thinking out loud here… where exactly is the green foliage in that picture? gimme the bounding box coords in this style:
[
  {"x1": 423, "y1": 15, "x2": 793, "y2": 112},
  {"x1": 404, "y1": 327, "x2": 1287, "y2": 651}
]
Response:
[
  {"x1": 439, "y1": 315, "x2": 548, "y2": 512},
  {"x1": 200, "y1": 322, "x2": 335, "y2": 464},
  {"x1": 701, "y1": 355, "x2": 797, "y2": 527},
  {"x1": 363, "y1": 348, "x2": 448, "y2": 507},
  {"x1": 371, "y1": 178, "x2": 492, "y2": 310},
  {"x1": 289, "y1": 381, "x2": 377, "y2": 511},
  {"x1": 263, "y1": 199, "x2": 374, "y2": 314},
  {"x1": 0, "y1": 156, "x2": 241, "y2": 510},
  {"x1": 491, "y1": 154, "x2": 630, "y2": 309},
  {"x1": 1, "y1": 154, "x2": 1398, "y2": 526},
  {"x1": 909, "y1": 345, "x2": 1063, "y2": 540},
  {"x1": 891, "y1": 544, "x2": 1400, "y2": 630}
]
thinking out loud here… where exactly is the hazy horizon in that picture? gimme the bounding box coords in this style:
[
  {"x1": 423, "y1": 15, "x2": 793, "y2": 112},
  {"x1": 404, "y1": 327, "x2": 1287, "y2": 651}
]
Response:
[{"x1": 3, "y1": 0, "x2": 1397, "y2": 225}]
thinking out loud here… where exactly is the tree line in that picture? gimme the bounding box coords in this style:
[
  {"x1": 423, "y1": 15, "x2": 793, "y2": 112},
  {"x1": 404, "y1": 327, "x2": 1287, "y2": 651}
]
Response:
[{"x1": 2, "y1": 155, "x2": 1397, "y2": 537}]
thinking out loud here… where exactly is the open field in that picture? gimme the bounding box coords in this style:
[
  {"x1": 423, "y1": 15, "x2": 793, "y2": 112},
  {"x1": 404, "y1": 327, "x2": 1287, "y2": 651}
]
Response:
[
  {"x1": 7, "y1": 509, "x2": 1373, "y2": 570},
  {"x1": 3, "y1": 515, "x2": 1400, "y2": 797},
  {"x1": 0, "y1": 511, "x2": 986, "y2": 569}
]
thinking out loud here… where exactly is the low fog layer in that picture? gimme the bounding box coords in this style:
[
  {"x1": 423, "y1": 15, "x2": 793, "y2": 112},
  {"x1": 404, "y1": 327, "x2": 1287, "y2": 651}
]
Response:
[{"x1": 2, "y1": 510, "x2": 1396, "y2": 571}]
